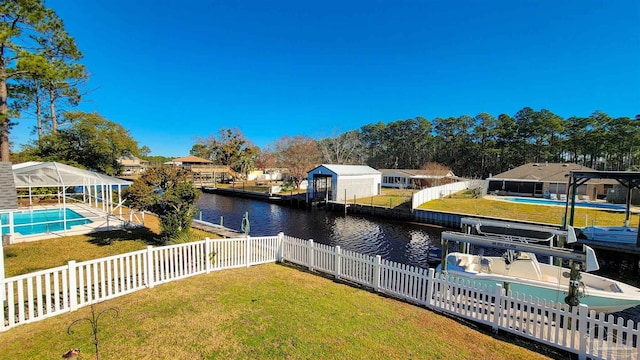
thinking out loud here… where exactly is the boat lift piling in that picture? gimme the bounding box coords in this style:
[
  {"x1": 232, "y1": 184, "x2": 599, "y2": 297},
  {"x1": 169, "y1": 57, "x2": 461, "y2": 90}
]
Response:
[{"x1": 440, "y1": 231, "x2": 598, "y2": 311}]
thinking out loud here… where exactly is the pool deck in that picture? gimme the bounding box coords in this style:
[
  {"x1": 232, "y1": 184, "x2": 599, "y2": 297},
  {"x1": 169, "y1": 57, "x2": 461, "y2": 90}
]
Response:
[{"x1": 5, "y1": 203, "x2": 137, "y2": 244}]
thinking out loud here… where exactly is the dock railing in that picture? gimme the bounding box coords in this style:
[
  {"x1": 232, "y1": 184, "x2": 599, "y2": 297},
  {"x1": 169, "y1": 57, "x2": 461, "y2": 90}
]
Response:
[{"x1": 2, "y1": 234, "x2": 638, "y2": 360}]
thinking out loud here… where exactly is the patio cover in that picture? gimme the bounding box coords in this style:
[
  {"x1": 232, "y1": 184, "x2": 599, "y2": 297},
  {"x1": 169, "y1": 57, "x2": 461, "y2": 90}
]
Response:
[{"x1": 12, "y1": 162, "x2": 131, "y2": 188}]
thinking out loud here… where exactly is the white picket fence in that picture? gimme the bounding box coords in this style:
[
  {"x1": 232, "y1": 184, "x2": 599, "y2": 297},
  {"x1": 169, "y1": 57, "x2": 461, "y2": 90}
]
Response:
[{"x1": 2, "y1": 234, "x2": 638, "y2": 360}]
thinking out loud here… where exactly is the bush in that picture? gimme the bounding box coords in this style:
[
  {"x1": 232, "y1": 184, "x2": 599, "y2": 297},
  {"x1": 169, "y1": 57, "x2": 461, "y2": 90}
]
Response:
[{"x1": 125, "y1": 166, "x2": 201, "y2": 244}]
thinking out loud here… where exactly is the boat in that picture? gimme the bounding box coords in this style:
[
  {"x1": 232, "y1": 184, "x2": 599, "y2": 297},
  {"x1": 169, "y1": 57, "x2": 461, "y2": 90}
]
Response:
[
  {"x1": 436, "y1": 250, "x2": 640, "y2": 313},
  {"x1": 578, "y1": 225, "x2": 639, "y2": 244},
  {"x1": 437, "y1": 231, "x2": 640, "y2": 313}
]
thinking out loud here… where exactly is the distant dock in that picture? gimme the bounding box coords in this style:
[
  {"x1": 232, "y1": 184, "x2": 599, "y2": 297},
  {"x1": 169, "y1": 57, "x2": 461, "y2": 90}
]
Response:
[{"x1": 200, "y1": 186, "x2": 307, "y2": 207}]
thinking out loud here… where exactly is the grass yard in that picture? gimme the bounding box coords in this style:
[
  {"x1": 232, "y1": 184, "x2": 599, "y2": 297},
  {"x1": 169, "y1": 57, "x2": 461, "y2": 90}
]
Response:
[
  {"x1": 418, "y1": 193, "x2": 639, "y2": 227},
  {"x1": 354, "y1": 188, "x2": 417, "y2": 209},
  {"x1": 2, "y1": 214, "x2": 217, "y2": 277},
  {"x1": 0, "y1": 264, "x2": 557, "y2": 360}
]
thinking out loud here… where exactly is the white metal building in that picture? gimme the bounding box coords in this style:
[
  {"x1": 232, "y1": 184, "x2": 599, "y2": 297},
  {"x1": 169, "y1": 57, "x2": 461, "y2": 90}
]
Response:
[{"x1": 307, "y1": 164, "x2": 381, "y2": 203}]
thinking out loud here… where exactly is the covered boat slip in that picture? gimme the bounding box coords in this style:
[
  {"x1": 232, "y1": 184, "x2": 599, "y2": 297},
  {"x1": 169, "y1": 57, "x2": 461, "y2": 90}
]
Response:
[
  {"x1": 3, "y1": 162, "x2": 143, "y2": 243},
  {"x1": 565, "y1": 170, "x2": 640, "y2": 247}
]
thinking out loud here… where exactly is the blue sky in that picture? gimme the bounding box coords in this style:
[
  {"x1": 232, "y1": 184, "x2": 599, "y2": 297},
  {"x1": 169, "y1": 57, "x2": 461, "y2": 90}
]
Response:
[{"x1": 12, "y1": 0, "x2": 640, "y2": 156}]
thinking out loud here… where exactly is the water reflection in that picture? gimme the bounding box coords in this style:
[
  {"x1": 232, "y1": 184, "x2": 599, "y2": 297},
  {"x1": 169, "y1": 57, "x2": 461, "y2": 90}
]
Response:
[{"x1": 196, "y1": 193, "x2": 441, "y2": 268}]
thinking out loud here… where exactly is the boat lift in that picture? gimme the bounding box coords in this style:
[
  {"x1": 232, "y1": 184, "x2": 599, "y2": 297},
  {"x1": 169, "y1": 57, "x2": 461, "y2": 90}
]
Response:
[
  {"x1": 460, "y1": 217, "x2": 576, "y2": 265},
  {"x1": 440, "y1": 231, "x2": 599, "y2": 309}
]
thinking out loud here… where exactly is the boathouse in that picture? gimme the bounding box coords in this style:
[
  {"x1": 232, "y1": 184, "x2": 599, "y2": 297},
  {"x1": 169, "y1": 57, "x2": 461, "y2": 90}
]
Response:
[
  {"x1": 307, "y1": 164, "x2": 381, "y2": 203},
  {"x1": 380, "y1": 168, "x2": 456, "y2": 189},
  {"x1": 486, "y1": 163, "x2": 613, "y2": 199}
]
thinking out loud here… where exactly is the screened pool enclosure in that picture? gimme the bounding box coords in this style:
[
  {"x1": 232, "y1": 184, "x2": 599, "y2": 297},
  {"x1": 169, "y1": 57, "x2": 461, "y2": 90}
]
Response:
[{"x1": 2, "y1": 162, "x2": 141, "y2": 243}]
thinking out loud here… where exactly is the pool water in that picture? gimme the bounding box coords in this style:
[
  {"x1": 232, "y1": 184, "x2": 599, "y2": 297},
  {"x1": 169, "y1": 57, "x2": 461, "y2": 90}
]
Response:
[
  {"x1": 502, "y1": 197, "x2": 627, "y2": 211},
  {"x1": 1, "y1": 208, "x2": 93, "y2": 235}
]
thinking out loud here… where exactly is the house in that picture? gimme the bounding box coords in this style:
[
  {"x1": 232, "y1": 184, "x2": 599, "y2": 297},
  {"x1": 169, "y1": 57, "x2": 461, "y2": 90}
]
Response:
[
  {"x1": 486, "y1": 163, "x2": 615, "y2": 199},
  {"x1": 379, "y1": 169, "x2": 456, "y2": 189},
  {"x1": 307, "y1": 164, "x2": 381, "y2": 203},
  {"x1": 170, "y1": 155, "x2": 237, "y2": 183},
  {"x1": 117, "y1": 154, "x2": 148, "y2": 177},
  {"x1": 0, "y1": 162, "x2": 18, "y2": 247}
]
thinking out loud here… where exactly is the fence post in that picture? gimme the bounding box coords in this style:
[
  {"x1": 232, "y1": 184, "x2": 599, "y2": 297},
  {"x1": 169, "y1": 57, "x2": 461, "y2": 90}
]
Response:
[
  {"x1": 205, "y1": 238, "x2": 212, "y2": 274},
  {"x1": 68, "y1": 260, "x2": 78, "y2": 312},
  {"x1": 578, "y1": 304, "x2": 588, "y2": 360},
  {"x1": 492, "y1": 284, "x2": 503, "y2": 332},
  {"x1": 277, "y1": 232, "x2": 284, "y2": 262},
  {"x1": 426, "y1": 268, "x2": 435, "y2": 308},
  {"x1": 308, "y1": 239, "x2": 314, "y2": 271},
  {"x1": 146, "y1": 245, "x2": 155, "y2": 289},
  {"x1": 335, "y1": 246, "x2": 341, "y2": 279},
  {"x1": 245, "y1": 235, "x2": 251, "y2": 267},
  {"x1": 373, "y1": 255, "x2": 381, "y2": 292}
]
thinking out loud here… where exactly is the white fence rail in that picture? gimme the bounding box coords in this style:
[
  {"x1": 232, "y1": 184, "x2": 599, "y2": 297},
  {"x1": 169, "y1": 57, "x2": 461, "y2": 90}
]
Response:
[
  {"x1": 2, "y1": 234, "x2": 638, "y2": 359},
  {"x1": 411, "y1": 181, "x2": 474, "y2": 209}
]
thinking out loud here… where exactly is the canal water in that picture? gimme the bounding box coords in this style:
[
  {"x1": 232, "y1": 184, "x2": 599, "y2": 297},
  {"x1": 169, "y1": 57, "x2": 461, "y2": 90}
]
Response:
[
  {"x1": 197, "y1": 192, "x2": 444, "y2": 267},
  {"x1": 197, "y1": 192, "x2": 640, "y2": 321}
]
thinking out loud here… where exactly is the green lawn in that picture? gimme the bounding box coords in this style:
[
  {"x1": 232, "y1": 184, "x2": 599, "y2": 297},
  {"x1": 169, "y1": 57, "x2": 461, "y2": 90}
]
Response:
[
  {"x1": 418, "y1": 194, "x2": 639, "y2": 227},
  {"x1": 352, "y1": 188, "x2": 416, "y2": 209},
  {"x1": 2, "y1": 214, "x2": 217, "y2": 277},
  {"x1": 0, "y1": 264, "x2": 556, "y2": 360}
]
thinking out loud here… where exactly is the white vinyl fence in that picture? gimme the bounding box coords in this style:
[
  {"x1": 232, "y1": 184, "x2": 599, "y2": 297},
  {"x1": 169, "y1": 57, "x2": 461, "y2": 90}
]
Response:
[
  {"x1": 2, "y1": 234, "x2": 638, "y2": 360},
  {"x1": 411, "y1": 181, "x2": 474, "y2": 209}
]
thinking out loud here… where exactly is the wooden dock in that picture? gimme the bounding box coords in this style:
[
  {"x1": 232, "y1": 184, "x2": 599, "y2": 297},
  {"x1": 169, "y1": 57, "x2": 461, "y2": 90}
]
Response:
[
  {"x1": 191, "y1": 219, "x2": 244, "y2": 238},
  {"x1": 577, "y1": 238, "x2": 640, "y2": 255}
]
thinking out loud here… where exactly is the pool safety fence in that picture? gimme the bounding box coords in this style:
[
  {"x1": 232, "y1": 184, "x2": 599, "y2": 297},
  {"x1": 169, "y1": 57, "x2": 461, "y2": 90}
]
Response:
[{"x1": 1, "y1": 234, "x2": 638, "y2": 360}]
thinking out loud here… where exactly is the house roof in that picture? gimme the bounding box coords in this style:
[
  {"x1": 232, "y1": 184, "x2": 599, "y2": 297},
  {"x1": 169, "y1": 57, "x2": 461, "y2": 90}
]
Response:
[
  {"x1": 12, "y1": 162, "x2": 131, "y2": 188},
  {"x1": 379, "y1": 169, "x2": 455, "y2": 178},
  {"x1": 490, "y1": 163, "x2": 601, "y2": 182},
  {"x1": 309, "y1": 164, "x2": 381, "y2": 176},
  {"x1": 172, "y1": 155, "x2": 213, "y2": 164},
  {"x1": 0, "y1": 162, "x2": 18, "y2": 211},
  {"x1": 118, "y1": 154, "x2": 148, "y2": 163}
]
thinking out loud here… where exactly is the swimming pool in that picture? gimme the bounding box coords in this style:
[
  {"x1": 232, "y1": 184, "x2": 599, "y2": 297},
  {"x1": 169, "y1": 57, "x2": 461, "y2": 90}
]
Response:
[
  {"x1": 1, "y1": 208, "x2": 93, "y2": 236},
  {"x1": 502, "y1": 197, "x2": 627, "y2": 211}
]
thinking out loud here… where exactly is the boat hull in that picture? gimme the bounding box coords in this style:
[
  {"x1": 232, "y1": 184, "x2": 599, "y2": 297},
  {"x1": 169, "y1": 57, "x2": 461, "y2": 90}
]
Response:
[
  {"x1": 443, "y1": 272, "x2": 640, "y2": 313},
  {"x1": 437, "y1": 253, "x2": 640, "y2": 313},
  {"x1": 579, "y1": 226, "x2": 639, "y2": 244}
]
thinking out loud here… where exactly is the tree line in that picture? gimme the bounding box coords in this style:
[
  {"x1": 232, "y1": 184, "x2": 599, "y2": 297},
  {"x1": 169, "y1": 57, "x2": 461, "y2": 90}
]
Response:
[
  {"x1": 322, "y1": 109, "x2": 640, "y2": 178},
  {"x1": 190, "y1": 108, "x2": 639, "y2": 185}
]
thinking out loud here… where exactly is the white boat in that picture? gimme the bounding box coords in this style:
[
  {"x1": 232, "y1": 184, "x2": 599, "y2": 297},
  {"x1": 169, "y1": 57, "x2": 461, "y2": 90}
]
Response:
[
  {"x1": 437, "y1": 251, "x2": 640, "y2": 313},
  {"x1": 578, "y1": 225, "x2": 639, "y2": 244}
]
